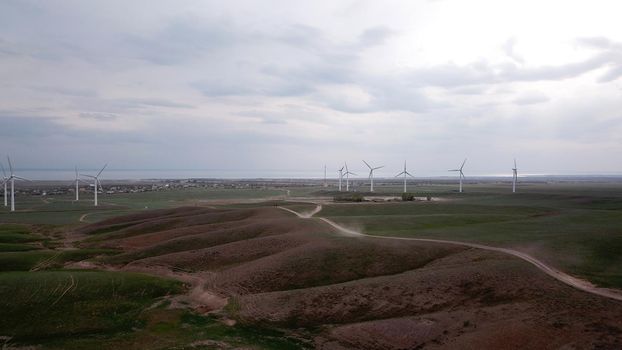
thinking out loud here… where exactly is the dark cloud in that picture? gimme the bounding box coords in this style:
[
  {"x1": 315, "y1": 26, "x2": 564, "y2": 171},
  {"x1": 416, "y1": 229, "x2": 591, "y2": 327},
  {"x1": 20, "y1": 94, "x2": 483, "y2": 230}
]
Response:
[{"x1": 126, "y1": 18, "x2": 244, "y2": 65}]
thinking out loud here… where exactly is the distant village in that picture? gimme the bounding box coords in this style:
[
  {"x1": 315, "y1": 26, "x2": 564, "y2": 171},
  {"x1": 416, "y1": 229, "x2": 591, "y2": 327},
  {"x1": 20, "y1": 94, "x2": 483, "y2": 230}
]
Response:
[{"x1": 12, "y1": 178, "x2": 321, "y2": 197}]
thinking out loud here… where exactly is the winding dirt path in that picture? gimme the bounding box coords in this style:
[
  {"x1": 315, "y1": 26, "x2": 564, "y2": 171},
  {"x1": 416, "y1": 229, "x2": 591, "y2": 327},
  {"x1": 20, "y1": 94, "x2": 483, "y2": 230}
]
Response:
[{"x1": 280, "y1": 203, "x2": 622, "y2": 303}]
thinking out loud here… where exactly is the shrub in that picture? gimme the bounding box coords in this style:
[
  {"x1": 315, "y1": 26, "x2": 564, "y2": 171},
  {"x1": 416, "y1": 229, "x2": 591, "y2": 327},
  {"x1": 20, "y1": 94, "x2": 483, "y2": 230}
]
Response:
[
  {"x1": 401, "y1": 193, "x2": 415, "y2": 201},
  {"x1": 334, "y1": 193, "x2": 364, "y2": 202}
]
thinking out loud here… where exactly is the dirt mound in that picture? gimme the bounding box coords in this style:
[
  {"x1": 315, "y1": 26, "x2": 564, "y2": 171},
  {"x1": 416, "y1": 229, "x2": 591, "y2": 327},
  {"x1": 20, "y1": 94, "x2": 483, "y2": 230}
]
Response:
[{"x1": 77, "y1": 205, "x2": 622, "y2": 350}]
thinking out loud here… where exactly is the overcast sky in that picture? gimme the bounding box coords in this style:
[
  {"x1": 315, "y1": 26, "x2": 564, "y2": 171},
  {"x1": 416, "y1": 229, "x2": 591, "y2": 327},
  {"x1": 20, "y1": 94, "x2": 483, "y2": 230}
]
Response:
[{"x1": 1, "y1": 0, "x2": 621, "y2": 177}]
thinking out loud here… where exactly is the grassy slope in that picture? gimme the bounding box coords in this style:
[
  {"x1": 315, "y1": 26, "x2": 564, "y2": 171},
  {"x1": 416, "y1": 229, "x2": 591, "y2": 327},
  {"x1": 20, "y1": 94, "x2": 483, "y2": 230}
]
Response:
[
  {"x1": 321, "y1": 188, "x2": 622, "y2": 288},
  {"x1": 0, "y1": 220, "x2": 311, "y2": 349}
]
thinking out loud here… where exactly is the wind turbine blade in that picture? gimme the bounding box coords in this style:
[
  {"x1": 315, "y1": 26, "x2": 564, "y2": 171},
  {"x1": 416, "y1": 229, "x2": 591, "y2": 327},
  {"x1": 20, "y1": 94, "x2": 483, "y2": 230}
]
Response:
[
  {"x1": 345, "y1": 163, "x2": 349, "y2": 172},
  {"x1": 514, "y1": 158, "x2": 517, "y2": 169},
  {"x1": 395, "y1": 171, "x2": 405, "y2": 177},
  {"x1": 449, "y1": 169, "x2": 459, "y2": 172},
  {"x1": 97, "y1": 163, "x2": 108, "y2": 177},
  {"x1": 362, "y1": 160, "x2": 372, "y2": 169},
  {"x1": 460, "y1": 158, "x2": 467, "y2": 170},
  {"x1": 7, "y1": 156, "x2": 13, "y2": 175},
  {"x1": 81, "y1": 174, "x2": 97, "y2": 178},
  {"x1": 0, "y1": 163, "x2": 6, "y2": 178},
  {"x1": 373, "y1": 166, "x2": 384, "y2": 170},
  {"x1": 14, "y1": 176, "x2": 30, "y2": 181},
  {"x1": 75, "y1": 165, "x2": 78, "y2": 178},
  {"x1": 406, "y1": 171, "x2": 414, "y2": 177}
]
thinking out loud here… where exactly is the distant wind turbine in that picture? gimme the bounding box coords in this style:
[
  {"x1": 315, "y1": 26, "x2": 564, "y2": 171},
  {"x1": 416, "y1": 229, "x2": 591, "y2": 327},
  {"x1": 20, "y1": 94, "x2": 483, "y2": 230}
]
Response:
[
  {"x1": 1, "y1": 162, "x2": 8, "y2": 207},
  {"x1": 344, "y1": 163, "x2": 356, "y2": 192},
  {"x1": 363, "y1": 160, "x2": 384, "y2": 192},
  {"x1": 395, "y1": 161, "x2": 414, "y2": 193},
  {"x1": 323, "y1": 165, "x2": 327, "y2": 188},
  {"x1": 337, "y1": 165, "x2": 344, "y2": 191},
  {"x1": 512, "y1": 159, "x2": 518, "y2": 193},
  {"x1": 73, "y1": 166, "x2": 88, "y2": 201},
  {"x1": 449, "y1": 158, "x2": 467, "y2": 193},
  {"x1": 81, "y1": 164, "x2": 107, "y2": 206},
  {"x1": 6, "y1": 157, "x2": 29, "y2": 212}
]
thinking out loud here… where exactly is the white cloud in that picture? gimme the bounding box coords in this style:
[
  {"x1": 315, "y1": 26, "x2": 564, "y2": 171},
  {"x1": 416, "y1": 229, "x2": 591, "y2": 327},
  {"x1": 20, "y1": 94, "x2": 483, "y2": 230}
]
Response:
[{"x1": 0, "y1": 0, "x2": 621, "y2": 175}]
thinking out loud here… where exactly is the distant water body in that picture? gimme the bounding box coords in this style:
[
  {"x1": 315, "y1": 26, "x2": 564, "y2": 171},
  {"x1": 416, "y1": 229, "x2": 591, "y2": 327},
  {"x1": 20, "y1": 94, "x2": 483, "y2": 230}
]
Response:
[
  {"x1": 14, "y1": 169, "x2": 329, "y2": 181},
  {"x1": 11, "y1": 169, "x2": 622, "y2": 181}
]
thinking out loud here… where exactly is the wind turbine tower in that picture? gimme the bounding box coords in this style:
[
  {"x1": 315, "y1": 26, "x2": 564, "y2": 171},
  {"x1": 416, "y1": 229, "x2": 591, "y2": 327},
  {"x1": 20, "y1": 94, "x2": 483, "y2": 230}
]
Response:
[
  {"x1": 323, "y1": 165, "x2": 327, "y2": 188},
  {"x1": 512, "y1": 159, "x2": 518, "y2": 193},
  {"x1": 1, "y1": 163, "x2": 7, "y2": 207},
  {"x1": 395, "y1": 161, "x2": 414, "y2": 193},
  {"x1": 449, "y1": 158, "x2": 467, "y2": 193},
  {"x1": 6, "y1": 157, "x2": 29, "y2": 212},
  {"x1": 337, "y1": 165, "x2": 344, "y2": 191},
  {"x1": 81, "y1": 164, "x2": 107, "y2": 206},
  {"x1": 74, "y1": 166, "x2": 84, "y2": 201},
  {"x1": 344, "y1": 163, "x2": 356, "y2": 192},
  {"x1": 363, "y1": 160, "x2": 384, "y2": 192}
]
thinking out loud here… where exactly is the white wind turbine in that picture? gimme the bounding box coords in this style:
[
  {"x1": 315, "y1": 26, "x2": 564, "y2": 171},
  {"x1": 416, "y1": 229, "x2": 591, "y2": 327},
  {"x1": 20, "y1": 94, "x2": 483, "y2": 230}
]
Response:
[
  {"x1": 344, "y1": 163, "x2": 356, "y2": 192},
  {"x1": 81, "y1": 164, "x2": 107, "y2": 206},
  {"x1": 73, "y1": 166, "x2": 88, "y2": 201},
  {"x1": 1, "y1": 162, "x2": 8, "y2": 207},
  {"x1": 395, "y1": 161, "x2": 414, "y2": 193},
  {"x1": 512, "y1": 159, "x2": 518, "y2": 193},
  {"x1": 449, "y1": 158, "x2": 467, "y2": 193},
  {"x1": 363, "y1": 160, "x2": 384, "y2": 192},
  {"x1": 337, "y1": 165, "x2": 344, "y2": 191},
  {"x1": 6, "y1": 157, "x2": 29, "y2": 212},
  {"x1": 323, "y1": 165, "x2": 327, "y2": 188}
]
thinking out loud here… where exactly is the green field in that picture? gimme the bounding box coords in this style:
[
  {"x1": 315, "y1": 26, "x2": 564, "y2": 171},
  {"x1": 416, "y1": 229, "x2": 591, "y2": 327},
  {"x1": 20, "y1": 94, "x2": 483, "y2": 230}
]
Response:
[
  {"x1": 0, "y1": 187, "x2": 286, "y2": 225},
  {"x1": 1, "y1": 181, "x2": 621, "y2": 347},
  {"x1": 321, "y1": 183, "x2": 622, "y2": 288}
]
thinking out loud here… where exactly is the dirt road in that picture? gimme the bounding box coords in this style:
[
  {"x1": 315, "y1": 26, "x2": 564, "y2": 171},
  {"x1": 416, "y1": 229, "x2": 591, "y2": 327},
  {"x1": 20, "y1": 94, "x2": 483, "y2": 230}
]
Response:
[{"x1": 281, "y1": 203, "x2": 622, "y2": 303}]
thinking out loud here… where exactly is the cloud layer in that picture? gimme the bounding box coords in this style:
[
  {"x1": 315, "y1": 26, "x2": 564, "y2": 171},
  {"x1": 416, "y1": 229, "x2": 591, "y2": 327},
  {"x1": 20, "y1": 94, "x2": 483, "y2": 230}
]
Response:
[{"x1": 1, "y1": 0, "x2": 621, "y2": 177}]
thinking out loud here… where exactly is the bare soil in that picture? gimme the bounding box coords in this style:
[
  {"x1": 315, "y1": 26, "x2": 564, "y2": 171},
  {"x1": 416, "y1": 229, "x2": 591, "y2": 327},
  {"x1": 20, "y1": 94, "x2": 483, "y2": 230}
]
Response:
[{"x1": 75, "y1": 204, "x2": 622, "y2": 349}]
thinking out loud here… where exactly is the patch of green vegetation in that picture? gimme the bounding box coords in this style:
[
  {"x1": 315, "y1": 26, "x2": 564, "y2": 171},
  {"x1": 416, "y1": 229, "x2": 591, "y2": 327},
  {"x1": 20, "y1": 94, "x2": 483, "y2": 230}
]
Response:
[
  {"x1": 178, "y1": 313, "x2": 310, "y2": 350},
  {"x1": 0, "y1": 242, "x2": 40, "y2": 252},
  {"x1": 0, "y1": 224, "x2": 43, "y2": 243},
  {"x1": 0, "y1": 270, "x2": 183, "y2": 343},
  {"x1": 0, "y1": 248, "x2": 119, "y2": 271},
  {"x1": 323, "y1": 190, "x2": 622, "y2": 289}
]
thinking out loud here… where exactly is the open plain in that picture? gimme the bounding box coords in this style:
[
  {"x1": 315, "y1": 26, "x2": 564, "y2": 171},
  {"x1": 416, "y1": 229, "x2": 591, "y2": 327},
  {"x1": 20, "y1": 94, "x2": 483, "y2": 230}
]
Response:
[{"x1": 1, "y1": 179, "x2": 621, "y2": 349}]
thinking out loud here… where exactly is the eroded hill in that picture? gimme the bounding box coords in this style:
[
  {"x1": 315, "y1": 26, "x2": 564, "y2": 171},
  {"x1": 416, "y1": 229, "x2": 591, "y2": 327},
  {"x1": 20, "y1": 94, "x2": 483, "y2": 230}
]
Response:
[{"x1": 77, "y1": 205, "x2": 622, "y2": 349}]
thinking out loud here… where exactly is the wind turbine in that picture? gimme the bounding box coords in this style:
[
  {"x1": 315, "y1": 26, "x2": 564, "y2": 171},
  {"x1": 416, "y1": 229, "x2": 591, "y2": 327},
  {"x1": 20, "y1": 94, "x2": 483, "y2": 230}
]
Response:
[
  {"x1": 6, "y1": 157, "x2": 29, "y2": 212},
  {"x1": 344, "y1": 163, "x2": 356, "y2": 192},
  {"x1": 1, "y1": 162, "x2": 7, "y2": 207},
  {"x1": 449, "y1": 158, "x2": 467, "y2": 193},
  {"x1": 337, "y1": 165, "x2": 344, "y2": 191},
  {"x1": 73, "y1": 166, "x2": 88, "y2": 201},
  {"x1": 512, "y1": 159, "x2": 518, "y2": 193},
  {"x1": 395, "y1": 161, "x2": 414, "y2": 193},
  {"x1": 363, "y1": 160, "x2": 384, "y2": 192},
  {"x1": 323, "y1": 165, "x2": 327, "y2": 188},
  {"x1": 81, "y1": 164, "x2": 107, "y2": 206}
]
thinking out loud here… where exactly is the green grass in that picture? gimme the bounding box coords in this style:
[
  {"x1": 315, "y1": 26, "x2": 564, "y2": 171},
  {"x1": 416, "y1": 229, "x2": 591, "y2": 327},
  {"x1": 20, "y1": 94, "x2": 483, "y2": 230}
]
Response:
[
  {"x1": 322, "y1": 189, "x2": 622, "y2": 289},
  {"x1": 0, "y1": 270, "x2": 183, "y2": 343},
  {"x1": 0, "y1": 188, "x2": 286, "y2": 225},
  {"x1": 0, "y1": 249, "x2": 119, "y2": 271},
  {"x1": 0, "y1": 242, "x2": 41, "y2": 252}
]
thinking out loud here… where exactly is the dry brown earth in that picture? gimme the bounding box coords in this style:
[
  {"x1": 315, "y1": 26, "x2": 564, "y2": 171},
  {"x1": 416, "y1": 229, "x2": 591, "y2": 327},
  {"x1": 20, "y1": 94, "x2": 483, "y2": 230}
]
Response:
[{"x1": 76, "y1": 205, "x2": 622, "y2": 349}]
